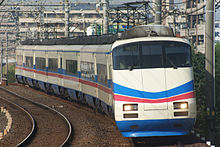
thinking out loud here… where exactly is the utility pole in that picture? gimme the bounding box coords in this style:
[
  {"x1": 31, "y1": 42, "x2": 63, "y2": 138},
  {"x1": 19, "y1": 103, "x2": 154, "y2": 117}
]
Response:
[
  {"x1": 64, "y1": 0, "x2": 69, "y2": 37},
  {"x1": 6, "y1": 32, "x2": 8, "y2": 86},
  {"x1": 39, "y1": 6, "x2": 44, "y2": 39},
  {"x1": 205, "y1": 0, "x2": 215, "y2": 142},
  {"x1": 15, "y1": 11, "x2": 20, "y2": 45},
  {"x1": 81, "y1": 9, "x2": 86, "y2": 36},
  {"x1": 103, "y1": 0, "x2": 109, "y2": 34},
  {"x1": 0, "y1": 41, "x2": 3, "y2": 85},
  {"x1": 155, "y1": 0, "x2": 161, "y2": 24}
]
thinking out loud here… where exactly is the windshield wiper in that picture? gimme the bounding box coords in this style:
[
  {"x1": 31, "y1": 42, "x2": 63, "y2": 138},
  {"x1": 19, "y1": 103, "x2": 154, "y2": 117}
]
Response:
[
  {"x1": 167, "y1": 57, "x2": 177, "y2": 69},
  {"x1": 129, "y1": 65, "x2": 134, "y2": 71}
]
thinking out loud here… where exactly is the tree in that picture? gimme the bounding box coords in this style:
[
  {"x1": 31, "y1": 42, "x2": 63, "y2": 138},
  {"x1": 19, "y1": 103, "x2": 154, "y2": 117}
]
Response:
[
  {"x1": 192, "y1": 49, "x2": 206, "y2": 134},
  {"x1": 215, "y1": 43, "x2": 220, "y2": 141}
]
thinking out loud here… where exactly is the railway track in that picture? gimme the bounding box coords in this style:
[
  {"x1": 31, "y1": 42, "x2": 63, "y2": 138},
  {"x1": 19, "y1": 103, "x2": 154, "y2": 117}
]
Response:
[
  {"x1": 1, "y1": 84, "x2": 213, "y2": 146},
  {"x1": 0, "y1": 86, "x2": 72, "y2": 147},
  {"x1": 2, "y1": 83, "x2": 132, "y2": 146},
  {"x1": 0, "y1": 96, "x2": 34, "y2": 146},
  {"x1": 1, "y1": 84, "x2": 212, "y2": 146}
]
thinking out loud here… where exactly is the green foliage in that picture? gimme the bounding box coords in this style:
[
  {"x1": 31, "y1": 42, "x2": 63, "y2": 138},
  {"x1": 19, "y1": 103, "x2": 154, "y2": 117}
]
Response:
[
  {"x1": 8, "y1": 63, "x2": 16, "y2": 83},
  {"x1": 2, "y1": 63, "x2": 16, "y2": 83},
  {"x1": 215, "y1": 43, "x2": 220, "y2": 141},
  {"x1": 192, "y1": 43, "x2": 220, "y2": 144},
  {"x1": 192, "y1": 49, "x2": 207, "y2": 134}
]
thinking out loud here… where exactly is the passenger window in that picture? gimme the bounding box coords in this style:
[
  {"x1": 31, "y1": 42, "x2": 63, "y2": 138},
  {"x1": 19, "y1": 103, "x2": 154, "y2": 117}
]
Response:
[
  {"x1": 66, "y1": 60, "x2": 77, "y2": 75},
  {"x1": 48, "y1": 58, "x2": 58, "y2": 72},
  {"x1": 97, "y1": 64, "x2": 107, "y2": 86},
  {"x1": 80, "y1": 61, "x2": 95, "y2": 80},
  {"x1": 35, "y1": 57, "x2": 46, "y2": 70},
  {"x1": 25, "y1": 56, "x2": 33, "y2": 68}
]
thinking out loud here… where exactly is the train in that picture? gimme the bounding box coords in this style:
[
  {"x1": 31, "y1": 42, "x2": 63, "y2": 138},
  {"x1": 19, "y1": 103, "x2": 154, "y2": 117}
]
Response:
[{"x1": 15, "y1": 25, "x2": 196, "y2": 137}]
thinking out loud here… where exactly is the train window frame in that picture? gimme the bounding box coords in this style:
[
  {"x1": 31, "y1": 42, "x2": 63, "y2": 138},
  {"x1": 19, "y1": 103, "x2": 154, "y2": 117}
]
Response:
[
  {"x1": 66, "y1": 60, "x2": 78, "y2": 76},
  {"x1": 35, "y1": 57, "x2": 46, "y2": 71},
  {"x1": 112, "y1": 41, "x2": 192, "y2": 70},
  {"x1": 25, "y1": 56, "x2": 33, "y2": 68},
  {"x1": 48, "y1": 58, "x2": 58, "y2": 72}
]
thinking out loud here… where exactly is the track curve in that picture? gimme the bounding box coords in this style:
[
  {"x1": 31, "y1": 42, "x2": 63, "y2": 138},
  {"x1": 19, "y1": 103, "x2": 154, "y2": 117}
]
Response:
[
  {"x1": 0, "y1": 86, "x2": 72, "y2": 147},
  {"x1": 3, "y1": 84, "x2": 132, "y2": 146},
  {"x1": 0, "y1": 96, "x2": 35, "y2": 146}
]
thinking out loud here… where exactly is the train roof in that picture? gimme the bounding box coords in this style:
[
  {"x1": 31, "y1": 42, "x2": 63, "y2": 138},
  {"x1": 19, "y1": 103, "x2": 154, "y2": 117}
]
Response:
[{"x1": 21, "y1": 25, "x2": 174, "y2": 46}]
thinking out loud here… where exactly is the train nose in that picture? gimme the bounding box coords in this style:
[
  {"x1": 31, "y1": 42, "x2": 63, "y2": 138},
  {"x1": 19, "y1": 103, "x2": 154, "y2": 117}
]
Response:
[{"x1": 116, "y1": 118, "x2": 195, "y2": 137}]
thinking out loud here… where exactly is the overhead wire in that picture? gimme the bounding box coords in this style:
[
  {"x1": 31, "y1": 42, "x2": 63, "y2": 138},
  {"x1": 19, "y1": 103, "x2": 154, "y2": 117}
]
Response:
[{"x1": 0, "y1": 0, "x2": 5, "y2": 6}]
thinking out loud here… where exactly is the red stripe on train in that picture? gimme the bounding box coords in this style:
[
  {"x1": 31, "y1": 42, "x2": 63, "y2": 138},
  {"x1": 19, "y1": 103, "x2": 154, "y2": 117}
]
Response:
[{"x1": 114, "y1": 91, "x2": 195, "y2": 103}]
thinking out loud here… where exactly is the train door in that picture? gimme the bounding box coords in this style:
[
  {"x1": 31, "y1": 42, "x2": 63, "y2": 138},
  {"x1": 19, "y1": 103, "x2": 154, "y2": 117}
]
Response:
[{"x1": 141, "y1": 42, "x2": 168, "y2": 110}]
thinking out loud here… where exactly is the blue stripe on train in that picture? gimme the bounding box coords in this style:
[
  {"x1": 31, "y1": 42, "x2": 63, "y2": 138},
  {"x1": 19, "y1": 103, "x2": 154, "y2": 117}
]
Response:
[
  {"x1": 116, "y1": 118, "x2": 195, "y2": 137},
  {"x1": 113, "y1": 80, "x2": 194, "y2": 99}
]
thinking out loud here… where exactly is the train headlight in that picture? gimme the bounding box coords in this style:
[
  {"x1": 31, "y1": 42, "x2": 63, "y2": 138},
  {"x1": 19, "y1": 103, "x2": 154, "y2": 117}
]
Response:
[
  {"x1": 173, "y1": 102, "x2": 188, "y2": 109},
  {"x1": 123, "y1": 104, "x2": 138, "y2": 111}
]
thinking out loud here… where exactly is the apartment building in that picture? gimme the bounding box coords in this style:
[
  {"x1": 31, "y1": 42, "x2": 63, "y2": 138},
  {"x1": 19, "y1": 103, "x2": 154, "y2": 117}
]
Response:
[
  {"x1": 181, "y1": 0, "x2": 205, "y2": 53},
  {"x1": 0, "y1": 9, "x2": 18, "y2": 53},
  {"x1": 162, "y1": 0, "x2": 205, "y2": 53},
  {"x1": 19, "y1": 9, "x2": 104, "y2": 39}
]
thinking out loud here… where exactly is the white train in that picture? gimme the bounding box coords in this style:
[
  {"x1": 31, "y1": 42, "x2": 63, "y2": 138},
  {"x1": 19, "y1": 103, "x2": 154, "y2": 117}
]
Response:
[{"x1": 16, "y1": 25, "x2": 196, "y2": 137}]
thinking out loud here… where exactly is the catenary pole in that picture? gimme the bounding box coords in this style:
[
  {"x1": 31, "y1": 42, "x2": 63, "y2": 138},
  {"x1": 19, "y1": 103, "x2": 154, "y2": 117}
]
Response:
[
  {"x1": 6, "y1": 32, "x2": 8, "y2": 86},
  {"x1": 103, "y1": 0, "x2": 109, "y2": 34},
  {"x1": 64, "y1": 0, "x2": 69, "y2": 37},
  {"x1": 205, "y1": 0, "x2": 215, "y2": 142},
  {"x1": 154, "y1": 0, "x2": 161, "y2": 24},
  {"x1": 0, "y1": 41, "x2": 3, "y2": 85}
]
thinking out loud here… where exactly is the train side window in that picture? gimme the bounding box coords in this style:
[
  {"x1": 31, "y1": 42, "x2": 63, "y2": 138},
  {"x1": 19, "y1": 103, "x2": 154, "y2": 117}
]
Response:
[
  {"x1": 97, "y1": 64, "x2": 107, "y2": 86},
  {"x1": 141, "y1": 44, "x2": 163, "y2": 68},
  {"x1": 48, "y1": 58, "x2": 58, "y2": 72},
  {"x1": 17, "y1": 55, "x2": 23, "y2": 66},
  {"x1": 66, "y1": 60, "x2": 77, "y2": 75},
  {"x1": 80, "y1": 61, "x2": 95, "y2": 80},
  {"x1": 35, "y1": 57, "x2": 46, "y2": 70},
  {"x1": 25, "y1": 56, "x2": 33, "y2": 68}
]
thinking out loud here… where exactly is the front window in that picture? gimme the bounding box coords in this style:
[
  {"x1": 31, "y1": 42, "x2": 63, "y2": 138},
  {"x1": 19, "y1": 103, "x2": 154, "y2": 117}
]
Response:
[
  {"x1": 141, "y1": 44, "x2": 163, "y2": 68},
  {"x1": 113, "y1": 41, "x2": 191, "y2": 70},
  {"x1": 165, "y1": 43, "x2": 191, "y2": 68},
  {"x1": 113, "y1": 44, "x2": 140, "y2": 70}
]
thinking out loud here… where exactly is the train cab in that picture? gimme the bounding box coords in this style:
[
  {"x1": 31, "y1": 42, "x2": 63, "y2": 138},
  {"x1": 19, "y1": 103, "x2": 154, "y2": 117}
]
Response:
[{"x1": 111, "y1": 26, "x2": 196, "y2": 137}]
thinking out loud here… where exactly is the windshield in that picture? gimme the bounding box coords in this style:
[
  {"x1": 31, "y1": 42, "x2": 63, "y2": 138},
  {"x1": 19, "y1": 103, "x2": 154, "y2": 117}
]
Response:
[{"x1": 113, "y1": 41, "x2": 191, "y2": 70}]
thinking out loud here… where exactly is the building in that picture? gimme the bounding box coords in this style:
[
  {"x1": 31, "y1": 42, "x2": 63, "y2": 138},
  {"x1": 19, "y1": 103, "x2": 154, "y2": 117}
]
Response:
[
  {"x1": 162, "y1": 0, "x2": 205, "y2": 53},
  {"x1": 215, "y1": 20, "x2": 220, "y2": 43},
  {"x1": 0, "y1": 7, "x2": 19, "y2": 55},
  {"x1": 18, "y1": 9, "x2": 104, "y2": 40},
  {"x1": 181, "y1": 0, "x2": 205, "y2": 53}
]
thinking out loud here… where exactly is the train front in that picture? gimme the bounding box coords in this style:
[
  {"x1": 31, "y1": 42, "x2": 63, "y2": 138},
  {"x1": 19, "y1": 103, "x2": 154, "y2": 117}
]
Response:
[{"x1": 111, "y1": 26, "x2": 196, "y2": 137}]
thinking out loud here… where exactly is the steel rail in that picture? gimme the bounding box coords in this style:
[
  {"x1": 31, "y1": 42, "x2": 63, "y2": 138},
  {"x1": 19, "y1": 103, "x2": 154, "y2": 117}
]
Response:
[
  {"x1": 0, "y1": 86, "x2": 72, "y2": 147},
  {"x1": 0, "y1": 95, "x2": 35, "y2": 147}
]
